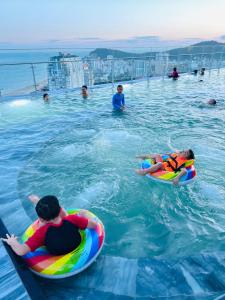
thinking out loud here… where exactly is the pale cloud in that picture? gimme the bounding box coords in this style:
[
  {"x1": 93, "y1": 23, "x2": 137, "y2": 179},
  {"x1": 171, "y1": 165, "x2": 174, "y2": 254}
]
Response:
[{"x1": 0, "y1": 35, "x2": 207, "y2": 51}]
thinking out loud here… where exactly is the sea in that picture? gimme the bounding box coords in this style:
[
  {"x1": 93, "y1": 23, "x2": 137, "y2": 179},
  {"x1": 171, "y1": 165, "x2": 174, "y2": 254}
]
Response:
[{"x1": 0, "y1": 50, "x2": 91, "y2": 95}]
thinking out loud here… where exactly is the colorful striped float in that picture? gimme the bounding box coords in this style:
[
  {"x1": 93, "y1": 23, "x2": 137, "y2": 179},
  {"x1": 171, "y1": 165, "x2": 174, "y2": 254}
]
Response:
[
  {"x1": 141, "y1": 154, "x2": 196, "y2": 185},
  {"x1": 21, "y1": 209, "x2": 105, "y2": 279}
]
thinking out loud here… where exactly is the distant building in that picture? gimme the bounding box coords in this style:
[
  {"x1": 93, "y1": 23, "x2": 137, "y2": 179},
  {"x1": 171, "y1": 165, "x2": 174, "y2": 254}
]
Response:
[
  {"x1": 48, "y1": 53, "x2": 92, "y2": 89},
  {"x1": 154, "y1": 52, "x2": 169, "y2": 75}
]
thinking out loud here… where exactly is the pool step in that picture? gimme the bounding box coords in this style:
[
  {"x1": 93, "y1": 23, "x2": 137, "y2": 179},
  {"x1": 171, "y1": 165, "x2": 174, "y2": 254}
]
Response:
[{"x1": 40, "y1": 253, "x2": 225, "y2": 299}]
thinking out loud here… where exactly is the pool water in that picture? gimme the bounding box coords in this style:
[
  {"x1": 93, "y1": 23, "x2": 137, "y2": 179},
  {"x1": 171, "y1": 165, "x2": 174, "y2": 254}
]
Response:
[{"x1": 1, "y1": 70, "x2": 225, "y2": 298}]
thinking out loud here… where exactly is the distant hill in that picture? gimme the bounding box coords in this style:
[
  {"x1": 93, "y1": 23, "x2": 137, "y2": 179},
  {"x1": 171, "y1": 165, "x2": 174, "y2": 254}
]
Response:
[
  {"x1": 89, "y1": 48, "x2": 157, "y2": 59},
  {"x1": 89, "y1": 41, "x2": 225, "y2": 59},
  {"x1": 167, "y1": 41, "x2": 225, "y2": 56}
]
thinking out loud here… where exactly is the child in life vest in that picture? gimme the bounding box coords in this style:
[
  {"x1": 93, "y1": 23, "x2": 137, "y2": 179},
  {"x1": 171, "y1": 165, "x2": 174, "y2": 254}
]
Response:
[
  {"x1": 136, "y1": 149, "x2": 195, "y2": 185},
  {"x1": 1, "y1": 195, "x2": 97, "y2": 256}
]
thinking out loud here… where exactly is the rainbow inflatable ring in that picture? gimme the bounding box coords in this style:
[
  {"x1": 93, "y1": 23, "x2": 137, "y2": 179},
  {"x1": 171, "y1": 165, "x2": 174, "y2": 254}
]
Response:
[
  {"x1": 21, "y1": 209, "x2": 105, "y2": 279},
  {"x1": 141, "y1": 154, "x2": 196, "y2": 186}
]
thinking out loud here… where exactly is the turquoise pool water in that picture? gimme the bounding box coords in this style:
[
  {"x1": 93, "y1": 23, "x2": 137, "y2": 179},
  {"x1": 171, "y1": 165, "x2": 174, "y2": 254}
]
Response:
[{"x1": 1, "y1": 70, "x2": 225, "y2": 298}]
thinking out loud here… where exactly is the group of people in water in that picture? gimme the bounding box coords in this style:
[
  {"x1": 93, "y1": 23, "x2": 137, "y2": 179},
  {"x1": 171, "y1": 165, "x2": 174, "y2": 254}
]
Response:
[
  {"x1": 1, "y1": 66, "x2": 217, "y2": 258},
  {"x1": 167, "y1": 67, "x2": 217, "y2": 105},
  {"x1": 169, "y1": 67, "x2": 206, "y2": 80},
  {"x1": 42, "y1": 85, "x2": 89, "y2": 102},
  {"x1": 42, "y1": 66, "x2": 217, "y2": 108}
]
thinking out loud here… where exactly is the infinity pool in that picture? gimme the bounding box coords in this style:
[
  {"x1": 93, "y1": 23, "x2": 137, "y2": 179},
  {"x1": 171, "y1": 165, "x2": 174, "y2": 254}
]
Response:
[{"x1": 1, "y1": 70, "x2": 225, "y2": 298}]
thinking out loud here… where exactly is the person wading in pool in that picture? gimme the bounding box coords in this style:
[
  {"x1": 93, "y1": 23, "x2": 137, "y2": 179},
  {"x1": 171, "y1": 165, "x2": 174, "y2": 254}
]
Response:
[
  {"x1": 43, "y1": 93, "x2": 49, "y2": 101},
  {"x1": 135, "y1": 149, "x2": 195, "y2": 185},
  {"x1": 81, "y1": 85, "x2": 88, "y2": 98},
  {"x1": 112, "y1": 85, "x2": 125, "y2": 111},
  {"x1": 1, "y1": 195, "x2": 97, "y2": 256},
  {"x1": 169, "y1": 67, "x2": 179, "y2": 80}
]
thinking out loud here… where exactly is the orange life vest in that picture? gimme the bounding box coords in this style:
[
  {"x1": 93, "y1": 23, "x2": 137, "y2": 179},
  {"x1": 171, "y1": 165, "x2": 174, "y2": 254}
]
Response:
[{"x1": 163, "y1": 153, "x2": 187, "y2": 173}]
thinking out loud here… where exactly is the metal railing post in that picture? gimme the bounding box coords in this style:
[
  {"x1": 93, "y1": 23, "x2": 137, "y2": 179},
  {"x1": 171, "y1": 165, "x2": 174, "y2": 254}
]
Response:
[
  {"x1": 111, "y1": 59, "x2": 114, "y2": 88},
  {"x1": 31, "y1": 63, "x2": 38, "y2": 91},
  {"x1": 218, "y1": 46, "x2": 223, "y2": 74}
]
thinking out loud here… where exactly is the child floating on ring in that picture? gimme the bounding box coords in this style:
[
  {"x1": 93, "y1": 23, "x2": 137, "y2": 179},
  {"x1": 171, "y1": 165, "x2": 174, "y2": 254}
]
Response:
[
  {"x1": 135, "y1": 149, "x2": 195, "y2": 185},
  {"x1": 1, "y1": 195, "x2": 97, "y2": 256}
]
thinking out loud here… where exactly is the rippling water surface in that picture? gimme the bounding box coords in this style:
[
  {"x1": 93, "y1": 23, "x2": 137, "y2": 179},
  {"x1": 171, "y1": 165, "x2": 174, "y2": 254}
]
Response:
[{"x1": 1, "y1": 71, "x2": 225, "y2": 264}]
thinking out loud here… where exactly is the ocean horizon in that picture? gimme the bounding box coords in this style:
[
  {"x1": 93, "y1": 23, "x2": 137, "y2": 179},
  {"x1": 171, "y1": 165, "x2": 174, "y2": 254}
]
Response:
[{"x1": 0, "y1": 50, "x2": 91, "y2": 95}]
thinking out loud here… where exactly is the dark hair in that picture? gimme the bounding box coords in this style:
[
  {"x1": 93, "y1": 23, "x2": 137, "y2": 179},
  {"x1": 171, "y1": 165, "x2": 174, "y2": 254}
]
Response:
[
  {"x1": 43, "y1": 93, "x2": 49, "y2": 98},
  {"x1": 117, "y1": 85, "x2": 123, "y2": 88},
  {"x1": 187, "y1": 149, "x2": 195, "y2": 160},
  {"x1": 35, "y1": 195, "x2": 60, "y2": 221},
  {"x1": 82, "y1": 85, "x2": 87, "y2": 90},
  {"x1": 173, "y1": 67, "x2": 177, "y2": 71},
  {"x1": 208, "y1": 99, "x2": 216, "y2": 105}
]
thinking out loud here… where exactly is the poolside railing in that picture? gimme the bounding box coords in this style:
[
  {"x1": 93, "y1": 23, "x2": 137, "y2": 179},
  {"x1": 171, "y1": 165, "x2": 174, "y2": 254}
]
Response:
[{"x1": 0, "y1": 46, "x2": 225, "y2": 97}]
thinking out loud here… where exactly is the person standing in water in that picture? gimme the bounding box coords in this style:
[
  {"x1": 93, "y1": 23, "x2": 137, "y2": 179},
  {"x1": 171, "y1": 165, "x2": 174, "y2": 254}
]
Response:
[
  {"x1": 200, "y1": 68, "x2": 205, "y2": 76},
  {"x1": 81, "y1": 85, "x2": 88, "y2": 98},
  {"x1": 169, "y1": 67, "x2": 179, "y2": 80},
  {"x1": 112, "y1": 85, "x2": 125, "y2": 111}
]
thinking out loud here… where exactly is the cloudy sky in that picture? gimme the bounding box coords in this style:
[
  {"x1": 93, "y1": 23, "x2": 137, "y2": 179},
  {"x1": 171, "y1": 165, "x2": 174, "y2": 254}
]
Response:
[{"x1": 1, "y1": 0, "x2": 225, "y2": 48}]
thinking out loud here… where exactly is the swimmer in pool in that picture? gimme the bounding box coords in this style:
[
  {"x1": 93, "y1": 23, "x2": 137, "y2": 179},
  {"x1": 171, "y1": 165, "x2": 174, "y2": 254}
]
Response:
[
  {"x1": 169, "y1": 67, "x2": 179, "y2": 80},
  {"x1": 135, "y1": 149, "x2": 195, "y2": 185},
  {"x1": 1, "y1": 195, "x2": 97, "y2": 256},
  {"x1": 81, "y1": 85, "x2": 88, "y2": 98},
  {"x1": 208, "y1": 99, "x2": 217, "y2": 105},
  {"x1": 112, "y1": 85, "x2": 125, "y2": 111},
  {"x1": 43, "y1": 93, "x2": 49, "y2": 101},
  {"x1": 200, "y1": 68, "x2": 205, "y2": 76}
]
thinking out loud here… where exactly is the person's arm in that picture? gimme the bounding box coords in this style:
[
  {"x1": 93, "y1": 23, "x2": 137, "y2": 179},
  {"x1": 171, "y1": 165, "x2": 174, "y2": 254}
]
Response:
[
  {"x1": 76, "y1": 211, "x2": 97, "y2": 229},
  {"x1": 67, "y1": 213, "x2": 97, "y2": 230},
  {"x1": 87, "y1": 219, "x2": 97, "y2": 229},
  {"x1": 136, "y1": 154, "x2": 152, "y2": 159},
  {"x1": 122, "y1": 95, "x2": 125, "y2": 106},
  {"x1": 28, "y1": 194, "x2": 40, "y2": 205},
  {"x1": 60, "y1": 207, "x2": 68, "y2": 217},
  {"x1": 173, "y1": 168, "x2": 187, "y2": 185},
  {"x1": 1, "y1": 234, "x2": 30, "y2": 256}
]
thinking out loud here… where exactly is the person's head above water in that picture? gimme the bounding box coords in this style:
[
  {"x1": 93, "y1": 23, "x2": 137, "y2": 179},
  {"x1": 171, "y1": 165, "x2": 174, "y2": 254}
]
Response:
[
  {"x1": 117, "y1": 84, "x2": 123, "y2": 94},
  {"x1": 82, "y1": 85, "x2": 87, "y2": 92},
  {"x1": 208, "y1": 99, "x2": 217, "y2": 105},
  {"x1": 43, "y1": 93, "x2": 49, "y2": 101},
  {"x1": 35, "y1": 195, "x2": 60, "y2": 221},
  {"x1": 173, "y1": 67, "x2": 177, "y2": 72},
  {"x1": 81, "y1": 85, "x2": 88, "y2": 97},
  {"x1": 177, "y1": 149, "x2": 195, "y2": 160}
]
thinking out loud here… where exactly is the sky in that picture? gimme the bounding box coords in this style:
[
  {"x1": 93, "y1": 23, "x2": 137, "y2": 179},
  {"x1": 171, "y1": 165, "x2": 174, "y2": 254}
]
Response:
[{"x1": 1, "y1": 0, "x2": 225, "y2": 48}]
